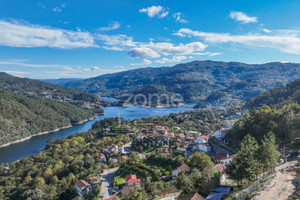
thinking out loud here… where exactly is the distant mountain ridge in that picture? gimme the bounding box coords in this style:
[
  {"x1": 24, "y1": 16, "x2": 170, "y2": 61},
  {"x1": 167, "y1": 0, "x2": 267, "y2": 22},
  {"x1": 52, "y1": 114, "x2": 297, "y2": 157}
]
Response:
[{"x1": 65, "y1": 60, "x2": 300, "y2": 105}]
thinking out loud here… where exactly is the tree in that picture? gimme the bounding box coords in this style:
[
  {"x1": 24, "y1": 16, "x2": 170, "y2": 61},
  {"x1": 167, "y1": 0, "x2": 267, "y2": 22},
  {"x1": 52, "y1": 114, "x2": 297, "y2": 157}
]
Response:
[
  {"x1": 227, "y1": 134, "x2": 262, "y2": 183},
  {"x1": 189, "y1": 152, "x2": 214, "y2": 171},
  {"x1": 122, "y1": 188, "x2": 148, "y2": 200},
  {"x1": 175, "y1": 172, "x2": 194, "y2": 195},
  {"x1": 257, "y1": 132, "x2": 280, "y2": 173}
]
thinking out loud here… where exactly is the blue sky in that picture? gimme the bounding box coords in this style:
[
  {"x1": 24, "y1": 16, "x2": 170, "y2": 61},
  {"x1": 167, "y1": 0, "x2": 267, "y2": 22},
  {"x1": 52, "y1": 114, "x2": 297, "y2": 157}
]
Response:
[{"x1": 1, "y1": 0, "x2": 300, "y2": 79}]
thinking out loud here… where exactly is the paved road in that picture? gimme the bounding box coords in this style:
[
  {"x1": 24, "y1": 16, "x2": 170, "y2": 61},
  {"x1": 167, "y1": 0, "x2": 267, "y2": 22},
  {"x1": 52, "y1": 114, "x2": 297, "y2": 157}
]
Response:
[{"x1": 100, "y1": 168, "x2": 119, "y2": 200}]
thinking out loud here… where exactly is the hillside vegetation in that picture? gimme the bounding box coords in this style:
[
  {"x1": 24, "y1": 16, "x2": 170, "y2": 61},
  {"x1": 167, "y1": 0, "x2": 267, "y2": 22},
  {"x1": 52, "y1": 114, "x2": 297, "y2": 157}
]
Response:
[
  {"x1": 0, "y1": 90, "x2": 95, "y2": 146},
  {"x1": 227, "y1": 104, "x2": 300, "y2": 148},
  {"x1": 0, "y1": 72, "x2": 108, "y2": 108},
  {"x1": 65, "y1": 61, "x2": 300, "y2": 105},
  {"x1": 244, "y1": 78, "x2": 300, "y2": 108}
]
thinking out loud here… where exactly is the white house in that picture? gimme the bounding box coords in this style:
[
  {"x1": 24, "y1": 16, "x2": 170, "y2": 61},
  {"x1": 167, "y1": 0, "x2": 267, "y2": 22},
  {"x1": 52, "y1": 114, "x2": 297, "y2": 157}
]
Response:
[
  {"x1": 196, "y1": 143, "x2": 211, "y2": 152},
  {"x1": 214, "y1": 129, "x2": 230, "y2": 140},
  {"x1": 214, "y1": 153, "x2": 233, "y2": 165},
  {"x1": 97, "y1": 153, "x2": 106, "y2": 162},
  {"x1": 75, "y1": 180, "x2": 92, "y2": 196}
]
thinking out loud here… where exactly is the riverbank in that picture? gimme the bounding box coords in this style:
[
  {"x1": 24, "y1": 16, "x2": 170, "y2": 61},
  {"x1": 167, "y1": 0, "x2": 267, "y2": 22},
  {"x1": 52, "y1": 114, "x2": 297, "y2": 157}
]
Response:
[{"x1": 0, "y1": 115, "x2": 97, "y2": 149}]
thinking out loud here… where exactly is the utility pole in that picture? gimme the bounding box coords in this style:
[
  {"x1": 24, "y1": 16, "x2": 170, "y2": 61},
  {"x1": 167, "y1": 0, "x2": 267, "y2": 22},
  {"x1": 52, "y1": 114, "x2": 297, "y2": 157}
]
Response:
[{"x1": 118, "y1": 113, "x2": 121, "y2": 127}]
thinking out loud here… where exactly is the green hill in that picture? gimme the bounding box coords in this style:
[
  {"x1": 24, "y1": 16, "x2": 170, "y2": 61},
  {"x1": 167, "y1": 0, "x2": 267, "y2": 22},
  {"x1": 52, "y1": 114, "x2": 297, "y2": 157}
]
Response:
[
  {"x1": 65, "y1": 61, "x2": 300, "y2": 105},
  {"x1": 0, "y1": 72, "x2": 109, "y2": 109},
  {"x1": 0, "y1": 90, "x2": 95, "y2": 146},
  {"x1": 244, "y1": 79, "x2": 300, "y2": 108}
]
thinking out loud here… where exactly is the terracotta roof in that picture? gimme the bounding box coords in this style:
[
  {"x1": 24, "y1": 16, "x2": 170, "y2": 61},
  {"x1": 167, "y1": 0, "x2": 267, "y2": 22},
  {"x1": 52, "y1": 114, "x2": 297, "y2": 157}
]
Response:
[
  {"x1": 155, "y1": 189, "x2": 181, "y2": 197},
  {"x1": 127, "y1": 132, "x2": 136, "y2": 135},
  {"x1": 178, "y1": 193, "x2": 206, "y2": 200},
  {"x1": 125, "y1": 174, "x2": 141, "y2": 184},
  {"x1": 89, "y1": 177, "x2": 99, "y2": 182},
  {"x1": 175, "y1": 164, "x2": 190, "y2": 173},
  {"x1": 201, "y1": 135, "x2": 209, "y2": 139},
  {"x1": 97, "y1": 153, "x2": 105, "y2": 157},
  {"x1": 75, "y1": 180, "x2": 90, "y2": 189},
  {"x1": 214, "y1": 153, "x2": 233, "y2": 161},
  {"x1": 178, "y1": 133, "x2": 185, "y2": 138},
  {"x1": 214, "y1": 164, "x2": 226, "y2": 175}
]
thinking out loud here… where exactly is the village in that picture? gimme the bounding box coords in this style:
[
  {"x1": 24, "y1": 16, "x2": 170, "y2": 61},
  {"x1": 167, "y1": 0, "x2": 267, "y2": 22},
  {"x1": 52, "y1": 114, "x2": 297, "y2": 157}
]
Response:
[{"x1": 74, "y1": 120, "x2": 235, "y2": 200}]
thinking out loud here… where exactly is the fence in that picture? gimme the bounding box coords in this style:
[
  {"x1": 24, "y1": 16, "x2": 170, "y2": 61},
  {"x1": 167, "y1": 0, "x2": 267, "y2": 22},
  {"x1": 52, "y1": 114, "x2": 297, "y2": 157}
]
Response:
[{"x1": 231, "y1": 173, "x2": 271, "y2": 200}]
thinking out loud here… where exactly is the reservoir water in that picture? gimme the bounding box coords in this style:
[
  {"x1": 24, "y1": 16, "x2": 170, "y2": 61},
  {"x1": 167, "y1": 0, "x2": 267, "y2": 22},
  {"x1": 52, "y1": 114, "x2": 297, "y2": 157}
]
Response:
[{"x1": 0, "y1": 103, "x2": 195, "y2": 163}]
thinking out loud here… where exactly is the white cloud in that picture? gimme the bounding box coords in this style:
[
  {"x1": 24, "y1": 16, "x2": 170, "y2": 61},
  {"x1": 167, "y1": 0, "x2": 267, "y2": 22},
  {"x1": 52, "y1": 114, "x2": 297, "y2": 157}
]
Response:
[
  {"x1": 62, "y1": 67, "x2": 74, "y2": 71},
  {"x1": 144, "y1": 42, "x2": 207, "y2": 57},
  {"x1": 173, "y1": 12, "x2": 188, "y2": 23},
  {"x1": 53, "y1": 3, "x2": 66, "y2": 12},
  {"x1": 96, "y1": 33, "x2": 206, "y2": 58},
  {"x1": 128, "y1": 47, "x2": 160, "y2": 58},
  {"x1": 155, "y1": 56, "x2": 187, "y2": 64},
  {"x1": 209, "y1": 52, "x2": 222, "y2": 57},
  {"x1": 131, "y1": 59, "x2": 152, "y2": 66},
  {"x1": 0, "y1": 20, "x2": 97, "y2": 48},
  {"x1": 175, "y1": 28, "x2": 300, "y2": 55},
  {"x1": 96, "y1": 34, "x2": 137, "y2": 50},
  {"x1": 53, "y1": 7, "x2": 62, "y2": 12},
  {"x1": 262, "y1": 28, "x2": 271, "y2": 33},
  {"x1": 98, "y1": 21, "x2": 121, "y2": 31},
  {"x1": 229, "y1": 11, "x2": 258, "y2": 24},
  {"x1": 139, "y1": 6, "x2": 169, "y2": 18}
]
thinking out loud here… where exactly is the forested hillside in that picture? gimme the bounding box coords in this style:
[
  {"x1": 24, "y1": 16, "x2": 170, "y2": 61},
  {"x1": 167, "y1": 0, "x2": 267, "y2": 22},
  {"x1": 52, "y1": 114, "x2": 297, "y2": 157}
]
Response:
[
  {"x1": 65, "y1": 61, "x2": 300, "y2": 104},
  {"x1": 0, "y1": 72, "x2": 108, "y2": 108},
  {"x1": 0, "y1": 90, "x2": 95, "y2": 146},
  {"x1": 227, "y1": 104, "x2": 300, "y2": 147},
  {"x1": 244, "y1": 79, "x2": 300, "y2": 108}
]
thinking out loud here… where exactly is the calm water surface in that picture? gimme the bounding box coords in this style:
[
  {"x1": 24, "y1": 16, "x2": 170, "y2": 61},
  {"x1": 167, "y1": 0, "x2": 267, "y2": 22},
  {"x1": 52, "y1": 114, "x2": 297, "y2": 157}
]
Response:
[{"x1": 0, "y1": 102, "x2": 195, "y2": 163}]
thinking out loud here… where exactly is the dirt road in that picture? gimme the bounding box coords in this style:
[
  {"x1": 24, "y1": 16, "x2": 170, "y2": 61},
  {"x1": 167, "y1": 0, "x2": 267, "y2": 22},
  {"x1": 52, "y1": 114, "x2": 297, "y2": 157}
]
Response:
[{"x1": 251, "y1": 160, "x2": 299, "y2": 200}]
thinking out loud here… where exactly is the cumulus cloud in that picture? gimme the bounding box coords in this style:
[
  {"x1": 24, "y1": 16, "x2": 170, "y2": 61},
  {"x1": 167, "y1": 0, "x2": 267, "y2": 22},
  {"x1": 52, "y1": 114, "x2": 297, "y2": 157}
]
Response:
[
  {"x1": 155, "y1": 56, "x2": 187, "y2": 64},
  {"x1": 53, "y1": 3, "x2": 66, "y2": 12},
  {"x1": 131, "y1": 59, "x2": 153, "y2": 66},
  {"x1": 173, "y1": 12, "x2": 188, "y2": 23},
  {"x1": 97, "y1": 33, "x2": 207, "y2": 58},
  {"x1": 139, "y1": 6, "x2": 169, "y2": 18},
  {"x1": 145, "y1": 42, "x2": 207, "y2": 57},
  {"x1": 98, "y1": 21, "x2": 121, "y2": 31},
  {"x1": 229, "y1": 11, "x2": 257, "y2": 24},
  {"x1": 128, "y1": 47, "x2": 160, "y2": 58},
  {"x1": 96, "y1": 34, "x2": 137, "y2": 50},
  {"x1": 175, "y1": 28, "x2": 300, "y2": 55},
  {"x1": 0, "y1": 20, "x2": 97, "y2": 48},
  {"x1": 62, "y1": 67, "x2": 74, "y2": 71}
]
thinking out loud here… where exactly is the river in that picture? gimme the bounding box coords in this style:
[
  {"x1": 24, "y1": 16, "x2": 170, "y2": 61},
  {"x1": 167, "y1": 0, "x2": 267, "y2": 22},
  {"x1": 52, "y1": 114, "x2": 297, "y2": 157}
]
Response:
[{"x1": 0, "y1": 100, "x2": 195, "y2": 163}]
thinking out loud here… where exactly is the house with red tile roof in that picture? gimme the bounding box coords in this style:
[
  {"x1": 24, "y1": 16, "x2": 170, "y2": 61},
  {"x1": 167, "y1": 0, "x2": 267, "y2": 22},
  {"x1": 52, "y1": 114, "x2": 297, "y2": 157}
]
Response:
[
  {"x1": 172, "y1": 164, "x2": 190, "y2": 177},
  {"x1": 214, "y1": 153, "x2": 233, "y2": 165},
  {"x1": 75, "y1": 180, "x2": 92, "y2": 196},
  {"x1": 89, "y1": 177, "x2": 101, "y2": 185},
  {"x1": 125, "y1": 174, "x2": 142, "y2": 187},
  {"x1": 97, "y1": 153, "x2": 106, "y2": 162},
  {"x1": 214, "y1": 164, "x2": 226, "y2": 175}
]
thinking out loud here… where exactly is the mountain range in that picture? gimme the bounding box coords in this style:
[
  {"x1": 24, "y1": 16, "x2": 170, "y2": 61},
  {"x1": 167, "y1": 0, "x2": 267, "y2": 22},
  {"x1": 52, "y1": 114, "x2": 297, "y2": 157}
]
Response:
[{"x1": 64, "y1": 61, "x2": 300, "y2": 105}]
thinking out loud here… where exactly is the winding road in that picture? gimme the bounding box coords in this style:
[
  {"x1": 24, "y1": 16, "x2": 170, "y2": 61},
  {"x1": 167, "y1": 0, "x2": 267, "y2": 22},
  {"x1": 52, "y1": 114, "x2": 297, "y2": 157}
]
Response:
[{"x1": 100, "y1": 168, "x2": 119, "y2": 200}]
